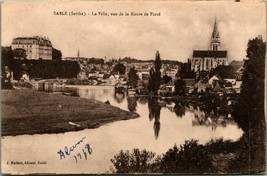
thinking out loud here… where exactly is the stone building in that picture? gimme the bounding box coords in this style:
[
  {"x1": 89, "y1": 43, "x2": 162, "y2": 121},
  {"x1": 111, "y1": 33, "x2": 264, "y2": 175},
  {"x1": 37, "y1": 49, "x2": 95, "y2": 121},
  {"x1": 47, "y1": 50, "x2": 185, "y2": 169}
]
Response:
[
  {"x1": 11, "y1": 36, "x2": 52, "y2": 60},
  {"x1": 191, "y1": 18, "x2": 228, "y2": 71}
]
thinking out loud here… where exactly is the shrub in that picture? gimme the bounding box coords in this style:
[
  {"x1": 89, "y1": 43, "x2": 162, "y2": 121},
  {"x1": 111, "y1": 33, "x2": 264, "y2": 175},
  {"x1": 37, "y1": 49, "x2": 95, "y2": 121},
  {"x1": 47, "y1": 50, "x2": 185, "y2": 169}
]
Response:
[
  {"x1": 110, "y1": 149, "x2": 159, "y2": 173},
  {"x1": 160, "y1": 140, "x2": 215, "y2": 173}
]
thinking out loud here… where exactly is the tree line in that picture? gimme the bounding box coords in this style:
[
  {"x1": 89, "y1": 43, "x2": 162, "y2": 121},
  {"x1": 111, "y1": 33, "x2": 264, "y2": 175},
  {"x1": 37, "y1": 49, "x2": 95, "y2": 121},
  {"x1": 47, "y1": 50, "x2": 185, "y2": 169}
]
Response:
[{"x1": 1, "y1": 46, "x2": 80, "y2": 80}]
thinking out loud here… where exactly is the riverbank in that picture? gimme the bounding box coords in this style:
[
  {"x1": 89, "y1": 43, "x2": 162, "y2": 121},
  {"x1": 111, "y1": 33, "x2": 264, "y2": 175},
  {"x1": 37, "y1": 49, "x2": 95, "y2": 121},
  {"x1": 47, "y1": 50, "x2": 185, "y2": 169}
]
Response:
[{"x1": 2, "y1": 89, "x2": 139, "y2": 136}]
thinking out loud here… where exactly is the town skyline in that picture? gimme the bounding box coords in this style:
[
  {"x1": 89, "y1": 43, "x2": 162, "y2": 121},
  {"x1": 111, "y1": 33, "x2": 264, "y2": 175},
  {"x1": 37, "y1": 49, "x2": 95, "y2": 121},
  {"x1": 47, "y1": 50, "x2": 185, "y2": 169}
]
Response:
[{"x1": 2, "y1": 0, "x2": 266, "y2": 62}]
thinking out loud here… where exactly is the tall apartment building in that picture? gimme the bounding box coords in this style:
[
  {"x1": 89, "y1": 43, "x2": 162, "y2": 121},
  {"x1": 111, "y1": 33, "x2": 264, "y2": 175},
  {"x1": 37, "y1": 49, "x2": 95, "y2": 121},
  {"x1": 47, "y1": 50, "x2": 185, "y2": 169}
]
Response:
[{"x1": 11, "y1": 36, "x2": 53, "y2": 60}]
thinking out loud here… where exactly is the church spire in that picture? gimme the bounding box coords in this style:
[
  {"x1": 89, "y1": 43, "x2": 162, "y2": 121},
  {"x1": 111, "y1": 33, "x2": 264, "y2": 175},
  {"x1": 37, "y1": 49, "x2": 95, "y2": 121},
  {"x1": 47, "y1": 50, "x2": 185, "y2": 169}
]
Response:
[
  {"x1": 212, "y1": 16, "x2": 220, "y2": 38},
  {"x1": 77, "y1": 48, "x2": 80, "y2": 58},
  {"x1": 210, "y1": 17, "x2": 220, "y2": 51}
]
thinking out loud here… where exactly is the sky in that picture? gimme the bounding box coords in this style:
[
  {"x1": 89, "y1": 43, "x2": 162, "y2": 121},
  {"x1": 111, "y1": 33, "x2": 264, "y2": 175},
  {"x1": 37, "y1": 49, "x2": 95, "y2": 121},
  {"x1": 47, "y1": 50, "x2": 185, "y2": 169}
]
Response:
[{"x1": 2, "y1": 0, "x2": 266, "y2": 62}]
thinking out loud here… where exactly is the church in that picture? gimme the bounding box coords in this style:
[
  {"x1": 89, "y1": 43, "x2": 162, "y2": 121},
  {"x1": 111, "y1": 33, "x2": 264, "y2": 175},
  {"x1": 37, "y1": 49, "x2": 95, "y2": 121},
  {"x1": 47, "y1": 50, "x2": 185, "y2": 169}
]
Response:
[{"x1": 191, "y1": 18, "x2": 228, "y2": 71}]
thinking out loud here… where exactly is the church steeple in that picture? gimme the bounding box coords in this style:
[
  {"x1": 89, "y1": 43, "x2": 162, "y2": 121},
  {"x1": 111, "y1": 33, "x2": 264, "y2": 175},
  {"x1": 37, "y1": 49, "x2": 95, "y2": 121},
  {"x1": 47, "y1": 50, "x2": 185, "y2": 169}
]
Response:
[
  {"x1": 210, "y1": 17, "x2": 221, "y2": 51},
  {"x1": 212, "y1": 17, "x2": 220, "y2": 38},
  {"x1": 77, "y1": 48, "x2": 80, "y2": 58}
]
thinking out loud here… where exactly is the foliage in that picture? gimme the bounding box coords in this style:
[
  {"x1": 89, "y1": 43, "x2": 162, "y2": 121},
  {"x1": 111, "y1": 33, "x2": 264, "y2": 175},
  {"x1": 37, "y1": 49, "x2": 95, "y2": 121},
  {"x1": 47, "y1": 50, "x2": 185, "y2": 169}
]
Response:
[
  {"x1": 199, "y1": 93, "x2": 220, "y2": 114},
  {"x1": 111, "y1": 149, "x2": 158, "y2": 173},
  {"x1": 228, "y1": 125, "x2": 266, "y2": 173},
  {"x1": 231, "y1": 36, "x2": 266, "y2": 173},
  {"x1": 205, "y1": 138, "x2": 237, "y2": 154},
  {"x1": 1, "y1": 46, "x2": 79, "y2": 80},
  {"x1": 148, "y1": 51, "x2": 162, "y2": 94},
  {"x1": 12, "y1": 81, "x2": 33, "y2": 88},
  {"x1": 13, "y1": 48, "x2": 27, "y2": 59},
  {"x1": 112, "y1": 63, "x2": 126, "y2": 74},
  {"x1": 233, "y1": 36, "x2": 265, "y2": 132},
  {"x1": 154, "y1": 51, "x2": 162, "y2": 72},
  {"x1": 209, "y1": 66, "x2": 235, "y2": 79},
  {"x1": 127, "y1": 67, "x2": 139, "y2": 88},
  {"x1": 9, "y1": 60, "x2": 80, "y2": 80},
  {"x1": 1, "y1": 46, "x2": 14, "y2": 68},
  {"x1": 177, "y1": 61, "x2": 195, "y2": 79},
  {"x1": 160, "y1": 140, "x2": 214, "y2": 173},
  {"x1": 88, "y1": 58, "x2": 104, "y2": 65},
  {"x1": 174, "y1": 78, "x2": 186, "y2": 96},
  {"x1": 52, "y1": 48, "x2": 62, "y2": 61},
  {"x1": 119, "y1": 56, "x2": 181, "y2": 66},
  {"x1": 111, "y1": 140, "x2": 216, "y2": 174}
]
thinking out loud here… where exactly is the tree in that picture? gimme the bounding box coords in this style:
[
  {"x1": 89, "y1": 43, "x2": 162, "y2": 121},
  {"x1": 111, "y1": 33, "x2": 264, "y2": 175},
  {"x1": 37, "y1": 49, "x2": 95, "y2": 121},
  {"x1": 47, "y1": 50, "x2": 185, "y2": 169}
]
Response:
[
  {"x1": 233, "y1": 36, "x2": 265, "y2": 132},
  {"x1": 13, "y1": 48, "x2": 27, "y2": 60},
  {"x1": 1, "y1": 46, "x2": 14, "y2": 69},
  {"x1": 177, "y1": 61, "x2": 195, "y2": 79},
  {"x1": 148, "y1": 51, "x2": 162, "y2": 94},
  {"x1": 113, "y1": 63, "x2": 126, "y2": 74},
  {"x1": 154, "y1": 51, "x2": 162, "y2": 72},
  {"x1": 174, "y1": 78, "x2": 186, "y2": 96},
  {"x1": 127, "y1": 67, "x2": 139, "y2": 88},
  {"x1": 52, "y1": 48, "x2": 62, "y2": 61},
  {"x1": 231, "y1": 36, "x2": 266, "y2": 173},
  {"x1": 209, "y1": 65, "x2": 235, "y2": 79}
]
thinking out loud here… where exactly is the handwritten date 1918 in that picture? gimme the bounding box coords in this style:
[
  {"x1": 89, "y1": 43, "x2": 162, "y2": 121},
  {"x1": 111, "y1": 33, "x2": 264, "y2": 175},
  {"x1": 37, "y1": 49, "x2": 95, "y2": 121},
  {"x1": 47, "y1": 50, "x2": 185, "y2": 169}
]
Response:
[
  {"x1": 74, "y1": 144, "x2": 93, "y2": 163},
  {"x1": 57, "y1": 137, "x2": 93, "y2": 163}
]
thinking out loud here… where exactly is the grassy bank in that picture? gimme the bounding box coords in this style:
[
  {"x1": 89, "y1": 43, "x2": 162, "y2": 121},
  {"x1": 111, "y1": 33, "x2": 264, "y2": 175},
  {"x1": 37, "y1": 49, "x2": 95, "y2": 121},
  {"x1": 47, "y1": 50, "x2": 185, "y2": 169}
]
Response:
[{"x1": 2, "y1": 89, "x2": 139, "y2": 136}]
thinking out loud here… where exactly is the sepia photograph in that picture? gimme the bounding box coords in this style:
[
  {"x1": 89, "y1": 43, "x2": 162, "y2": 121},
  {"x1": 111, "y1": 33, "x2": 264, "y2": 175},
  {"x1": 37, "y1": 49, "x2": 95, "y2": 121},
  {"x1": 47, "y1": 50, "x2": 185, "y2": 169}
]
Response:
[{"x1": 1, "y1": 0, "x2": 266, "y2": 174}]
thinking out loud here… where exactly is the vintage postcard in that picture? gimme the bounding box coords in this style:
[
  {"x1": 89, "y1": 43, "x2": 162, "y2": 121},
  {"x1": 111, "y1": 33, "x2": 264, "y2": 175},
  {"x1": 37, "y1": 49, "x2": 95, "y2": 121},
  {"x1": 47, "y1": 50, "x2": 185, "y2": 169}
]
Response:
[{"x1": 1, "y1": 0, "x2": 266, "y2": 174}]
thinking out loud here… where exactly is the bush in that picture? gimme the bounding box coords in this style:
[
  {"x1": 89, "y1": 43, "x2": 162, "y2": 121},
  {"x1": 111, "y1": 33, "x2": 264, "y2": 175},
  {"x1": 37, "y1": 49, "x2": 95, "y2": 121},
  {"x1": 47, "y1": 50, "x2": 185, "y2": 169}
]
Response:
[
  {"x1": 110, "y1": 149, "x2": 159, "y2": 173},
  {"x1": 205, "y1": 138, "x2": 237, "y2": 154},
  {"x1": 111, "y1": 140, "x2": 216, "y2": 174},
  {"x1": 160, "y1": 140, "x2": 215, "y2": 173}
]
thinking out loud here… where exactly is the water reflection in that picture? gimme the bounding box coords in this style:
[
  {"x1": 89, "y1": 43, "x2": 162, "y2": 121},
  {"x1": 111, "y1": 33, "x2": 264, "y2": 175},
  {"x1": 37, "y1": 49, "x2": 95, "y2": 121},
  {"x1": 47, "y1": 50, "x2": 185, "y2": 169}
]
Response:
[
  {"x1": 46, "y1": 86, "x2": 241, "y2": 140},
  {"x1": 127, "y1": 96, "x2": 137, "y2": 112},
  {"x1": 148, "y1": 98, "x2": 162, "y2": 139},
  {"x1": 174, "y1": 103, "x2": 186, "y2": 118},
  {"x1": 114, "y1": 93, "x2": 125, "y2": 103},
  {"x1": 192, "y1": 105, "x2": 231, "y2": 131}
]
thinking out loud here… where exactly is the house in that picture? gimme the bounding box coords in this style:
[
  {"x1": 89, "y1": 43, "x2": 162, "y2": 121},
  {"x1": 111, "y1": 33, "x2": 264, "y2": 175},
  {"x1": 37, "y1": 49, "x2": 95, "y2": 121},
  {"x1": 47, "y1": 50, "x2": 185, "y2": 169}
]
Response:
[
  {"x1": 194, "y1": 80, "x2": 210, "y2": 93},
  {"x1": 109, "y1": 75, "x2": 116, "y2": 85},
  {"x1": 37, "y1": 79, "x2": 63, "y2": 92},
  {"x1": 232, "y1": 80, "x2": 242, "y2": 93},
  {"x1": 158, "y1": 79, "x2": 175, "y2": 96},
  {"x1": 208, "y1": 75, "x2": 220, "y2": 85},
  {"x1": 137, "y1": 69, "x2": 150, "y2": 80},
  {"x1": 229, "y1": 60, "x2": 244, "y2": 80},
  {"x1": 213, "y1": 81, "x2": 224, "y2": 92},
  {"x1": 224, "y1": 79, "x2": 236, "y2": 85},
  {"x1": 212, "y1": 80, "x2": 233, "y2": 94},
  {"x1": 77, "y1": 71, "x2": 87, "y2": 80}
]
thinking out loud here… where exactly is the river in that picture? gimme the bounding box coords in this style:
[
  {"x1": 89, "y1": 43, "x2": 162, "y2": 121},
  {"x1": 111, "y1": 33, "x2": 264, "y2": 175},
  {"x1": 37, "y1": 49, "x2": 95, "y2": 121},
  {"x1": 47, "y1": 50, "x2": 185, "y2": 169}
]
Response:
[{"x1": 2, "y1": 86, "x2": 243, "y2": 174}]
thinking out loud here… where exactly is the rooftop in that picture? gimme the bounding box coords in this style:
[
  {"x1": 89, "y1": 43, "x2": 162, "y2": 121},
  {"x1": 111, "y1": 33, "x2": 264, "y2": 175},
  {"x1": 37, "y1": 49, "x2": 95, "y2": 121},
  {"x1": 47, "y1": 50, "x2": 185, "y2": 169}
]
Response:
[{"x1": 193, "y1": 50, "x2": 227, "y2": 58}]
